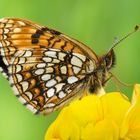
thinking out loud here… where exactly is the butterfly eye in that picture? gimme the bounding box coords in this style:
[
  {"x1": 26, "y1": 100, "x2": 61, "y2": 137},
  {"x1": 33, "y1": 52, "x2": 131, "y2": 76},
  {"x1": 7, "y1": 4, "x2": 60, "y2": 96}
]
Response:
[
  {"x1": 103, "y1": 49, "x2": 116, "y2": 69},
  {"x1": 104, "y1": 57, "x2": 111, "y2": 67}
]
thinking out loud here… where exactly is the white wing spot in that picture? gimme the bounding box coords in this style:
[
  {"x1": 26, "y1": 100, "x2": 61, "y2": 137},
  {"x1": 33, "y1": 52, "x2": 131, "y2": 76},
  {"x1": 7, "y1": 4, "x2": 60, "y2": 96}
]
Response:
[
  {"x1": 41, "y1": 74, "x2": 51, "y2": 81},
  {"x1": 4, "y1": 28, "x2": 9, "y2": 34},
  {"x1": 25, "y1": 92, "x2": 33, "y2": 100},
  {"x1": 71, "y1": 56, "x2": 83, "y2": 67},
  {"x1": 16, "y1": 74, "x2": 23, "y2": 82},
  {"x1": 46, "y1": 103, "x2": 55, "y2": 108},
  {"x1": 26, "y1": 104, "x2": 37, "y2": 114},
  {"x1": 18, "y1": 96, "x2": 27, "y2": 104},
  {"x1": 0, "y1": 42, "x2": 2, "y2": 47},
  {"x1": 1, "y1": 49, "x2": 5, "y2": 56},
  {"x1": 67, "y1": 76, "x2": 78, "y2": 84},
  {"x1": 18, "y1": 57, "x2": 26, "y2": 64},
  {"x1": 35, "y1": 69, "x2": 44, "y2": 75},
  {"x1": 55, "y1": 83, "x2": 65, "y2": 92},
  {"x1": 3, "y1": 57, "x2": 8, "y2": 65},
  {"x1": 60, "y1": 66, "x2": 67, "y2": 74},
  {"x1": 47, "y1": 63, "x2": 54, "y2": 67},
  {"x1": 5, "y1": 40, "x2": 10, "y2": 46},
  {"x1": 52, "y1": 59, "x2": 60, "y2": 63},
  {"x1": 5, "y1": 23, "x2": 13, "y2": 28},
  {"x1": 47, "y1": 88, "x2": 55, "y2": 97},
  {"x1": 42, "y1": 57, "x2": 52, "y2": 62},
  {"x1": 20, "y1": 81, "x2": 29, "y2": 92},
  {"x1": 46, "y1": 79, "x2": 57, "y2": 87},
  {"x1": 58, "y1": 52, "x2": 66, "y2": 61},
  {"x1": 45, "y1": 51, "x2": 57, "y2": 58},
  {"x1": 3, "y1": 35, "x2": 7, "y2": 39},
  {"x1": 12, "y1": 85, "x2": 19, "y2": 95},
  {"x1": 16, "y1": 65, "x2": 22, "y2": 73},
  {"x1": 58, "y1": 91, "x2": 66, "y2": 99},
  {"x1": 23, "y1": 50, "x2": 32, "y2": 57},
  {"x1": 73, "y1": 66, "x2": 81, "y2": 74},
  {"x1": 37, "y1": 63, "x2": 46, "y2": 68}
]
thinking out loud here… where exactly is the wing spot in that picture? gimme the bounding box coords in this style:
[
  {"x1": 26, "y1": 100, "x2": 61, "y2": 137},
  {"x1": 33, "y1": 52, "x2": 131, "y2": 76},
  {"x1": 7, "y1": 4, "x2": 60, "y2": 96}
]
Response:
[
  {"x1": 67, "y1": 76, "x2": 78, "y2": 84},
  {"x1": 5, "y1": 23, "x2": 13, "y2": 28},
  {"x1": 52, "y1": 58, "x2": 60, "y2": 63},
  {"x1": 71, "y1": 56, "x2": 83, "y2": 67},
  {"x1": 26, "y1": 104, "x2": 37, "y2": 114},
  {"x1": 73, "y1": 66, "x2": 81, "y2": 74},
  {"x1": 18, "y1": 96, "x2": 27, "y2": 104},
  {"x1": 16, "y1": 74, "x2": 23, "y2": 82},
  {"x1": 58, "y1": 91, "x2": 66, "y2": 99},
  {"x1": 55, "y1": 83, "x2": 65, "y2": 92},
  {"x1": 36, "y1": 63, "x2": 46, "y2": 68},
  {"x1": 0, "y1": 42, "x2": 2, "y2": 47},
  {"x1": 5, "y1": 40, "x2": 10, "y2": 46},
  {"x1": 46, "y1": 79, "x2": 57, "y2": 87},
  {"x1": 46, "y1": 88, "x2": 55, "y2": 97},
  {"x1": 23, "y1": 50, "x2": 32, "y2": 57},
  {"x1": 25, "y1": 92, "x2": 33, "y2": 100},
  {"x1": 18, "y1": 57, "x2": 26, "y2": 64},
  {"x1": 46, "y1": 103, "x2": 55, "y2": 108},
  {"x1": 58, "y1": 52, "x2": 66, "y2": 61},
  {"x1": 12, "y1": 85, "x2": 19, "y2": 95},
  {"x1": 35, "y1": 68, "x2": 45, "y2": 75},
  {"x1": 42, "y1": 57, "x2": 52, "y2": 62},
  {"x1": 16, "y1": 65, "x2": 22, "y2": 73},
  {"x1": 60, "y1": 66, "x2": 67, "y2": 74},
  {"x1": 4, "y1": 28, "x2": 9, "y2": 34},
  {"x1": 45, "y1": 51, "x2": 57, "y2": 58},
  {"x1": 41, "y1": 74, "x2": 51, "y2": 81},
  {"x1": 20, "y1": 81, "x2": 29, "y2": 92}
]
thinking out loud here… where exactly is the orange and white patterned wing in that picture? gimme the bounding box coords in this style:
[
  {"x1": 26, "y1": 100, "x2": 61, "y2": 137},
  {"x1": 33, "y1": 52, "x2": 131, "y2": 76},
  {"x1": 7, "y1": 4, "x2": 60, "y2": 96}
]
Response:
[{"x1": 0, "y1": 18, "x2": 97, "y2": 114}]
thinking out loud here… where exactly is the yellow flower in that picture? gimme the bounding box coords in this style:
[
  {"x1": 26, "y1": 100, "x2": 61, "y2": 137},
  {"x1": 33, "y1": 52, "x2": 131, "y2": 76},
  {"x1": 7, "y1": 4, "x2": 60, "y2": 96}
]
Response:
[{"x1": 45, "y1": 85, "x2": 140, "y2": 140}]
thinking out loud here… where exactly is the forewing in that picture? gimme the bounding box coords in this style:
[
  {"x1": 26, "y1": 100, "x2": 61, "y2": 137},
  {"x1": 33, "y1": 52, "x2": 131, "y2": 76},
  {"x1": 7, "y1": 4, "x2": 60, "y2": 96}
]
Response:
[{"x1": 0, "y1": 18, "x2": 97, "y2": 114}]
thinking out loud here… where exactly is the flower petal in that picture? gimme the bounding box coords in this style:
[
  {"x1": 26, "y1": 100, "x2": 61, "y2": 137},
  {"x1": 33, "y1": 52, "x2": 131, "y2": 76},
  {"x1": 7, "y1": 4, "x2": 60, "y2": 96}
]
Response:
[
  {"x1": 68, "y1": 95, "x2": 100, "y2": 126},
  {"x1": 120, "y1": 84, "x2": 140, "y2": 139},
  {"x1": 81, "y1": 118, "x2": 119, "y2": 140},
  {"x1": 99, "y1": 92, "x2": 131, "y2": 125},
  {"x1": 45, "y1": 107, "x2": 80, "y2": 140}
]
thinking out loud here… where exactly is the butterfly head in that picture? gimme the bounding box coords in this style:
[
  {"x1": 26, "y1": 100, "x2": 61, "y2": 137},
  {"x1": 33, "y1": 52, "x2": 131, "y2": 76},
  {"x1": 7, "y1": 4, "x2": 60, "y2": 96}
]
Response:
[
  {"x1": 101, "y1": 49, "x2": 116, "y2": 70},
  {"x1": 96, "y1": 49, "x2": 116, "y2": 85}
]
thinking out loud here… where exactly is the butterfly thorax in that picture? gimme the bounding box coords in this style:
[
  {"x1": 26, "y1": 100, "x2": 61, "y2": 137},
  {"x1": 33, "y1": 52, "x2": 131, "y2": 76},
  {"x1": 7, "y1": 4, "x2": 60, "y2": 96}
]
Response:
[{"x1": 88, "y1": 49, "x2": 116, "y2": 93}]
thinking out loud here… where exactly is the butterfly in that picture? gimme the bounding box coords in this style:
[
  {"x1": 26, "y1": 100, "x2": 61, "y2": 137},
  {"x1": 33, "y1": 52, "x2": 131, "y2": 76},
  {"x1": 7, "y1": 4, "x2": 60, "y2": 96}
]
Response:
[{"x1": 0, "y1": 18, "x2": 138, "y2": 115}]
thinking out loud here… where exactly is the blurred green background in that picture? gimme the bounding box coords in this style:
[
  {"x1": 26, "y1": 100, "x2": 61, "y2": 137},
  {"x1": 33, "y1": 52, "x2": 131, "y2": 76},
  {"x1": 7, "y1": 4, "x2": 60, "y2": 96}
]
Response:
[{"x1": 0, "y1": 0, "x2": 140, "y2": 140}]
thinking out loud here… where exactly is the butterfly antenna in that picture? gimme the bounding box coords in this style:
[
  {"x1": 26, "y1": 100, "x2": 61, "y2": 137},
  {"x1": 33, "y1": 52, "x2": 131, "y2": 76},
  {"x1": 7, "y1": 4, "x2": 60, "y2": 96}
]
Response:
[{"x1": 109, "y1": 25, "x2": 139, "y2": 52}]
